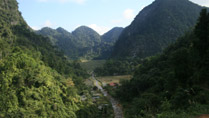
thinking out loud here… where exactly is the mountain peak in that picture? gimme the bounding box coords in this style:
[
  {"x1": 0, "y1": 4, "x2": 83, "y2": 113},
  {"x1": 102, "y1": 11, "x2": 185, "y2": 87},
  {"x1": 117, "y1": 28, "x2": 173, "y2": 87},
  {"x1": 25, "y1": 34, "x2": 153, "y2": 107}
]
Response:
[
  {"x1": 56, "y1": 27, "x2": 69, "y2": 34},
  {"x1": 74, "y1": 26, "x2": 97, "y2": 33},
  {"x1": 40, "y1": 27, "x2": 56, "y2": 33},
  {"x1": 76, "y1": 25, "x2": 90, "y2": 29},
  {"x1": 112, "y1": 0, "x2": 203, "y2": 58},
  {"x1": 73, "y1": 26, "x2": 100, "y2": 36},
  {"x1": 154, "y1": 0, "x2": 189, "y2": 2},
  {"x1": 102, "y1": 27, "x2": 124, "y2": 43},
  {"x1": 41, "y1": 27, "x2": 53, "y2": 30},
  {"x1": 56, "y1": 27, "x2": 65, "y2": 31},
  {"x1": 111, "y1": 27, "x2": 124, "y2": 30}
]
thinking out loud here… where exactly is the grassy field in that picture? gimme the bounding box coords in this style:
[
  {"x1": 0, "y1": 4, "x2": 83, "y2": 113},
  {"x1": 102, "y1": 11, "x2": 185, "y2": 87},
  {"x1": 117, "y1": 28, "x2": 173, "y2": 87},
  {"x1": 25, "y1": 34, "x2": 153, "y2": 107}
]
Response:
[
  {"x1": 80, "y1": 60, "x2": 106, "y2": 73},
  {"x1": 84, "y1": 78, "x2": 94, "y2": 86},
  {"x1": 96, "y1": 75, "x2": 132, "y2": 85}
]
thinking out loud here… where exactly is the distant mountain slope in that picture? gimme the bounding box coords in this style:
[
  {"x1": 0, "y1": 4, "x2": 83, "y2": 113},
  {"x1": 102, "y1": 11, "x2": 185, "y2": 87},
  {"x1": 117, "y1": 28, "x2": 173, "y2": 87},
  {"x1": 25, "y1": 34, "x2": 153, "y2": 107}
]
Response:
[
  {"x1": 37, "y1": 26, "x2": 102, "y2": 59},
  {"x1": 37, "y1": 26, "x2": 123, "y2": 59},
  {"x1": 72, "y1": 26, "x2": 101, "y2": 47},
  {"x1": 36, "y1": 27, "x2": 78, "y2": 58},
  {"x1": 112, "y1": 0, "x2": 203, "y2": 58},
  {"x1": 102, "y1": 27, "x2": 123, "y2": 44},
  {"x1": 93, "y1": 27, "x2": 124, "y2": 59}
]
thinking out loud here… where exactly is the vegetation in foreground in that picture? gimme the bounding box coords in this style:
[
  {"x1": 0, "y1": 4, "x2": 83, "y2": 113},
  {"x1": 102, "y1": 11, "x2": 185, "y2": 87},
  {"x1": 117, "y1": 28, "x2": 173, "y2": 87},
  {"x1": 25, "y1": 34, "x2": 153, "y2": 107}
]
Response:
[
  {"x1": 115, "y1": 9, "x2": 209, "y2": 118},
  {"x1": 0, "y1": 0, "x2": 111, "y2": 117},
  {"x1": 2, "y1": 0, "x2": 209, "y2": 118}
]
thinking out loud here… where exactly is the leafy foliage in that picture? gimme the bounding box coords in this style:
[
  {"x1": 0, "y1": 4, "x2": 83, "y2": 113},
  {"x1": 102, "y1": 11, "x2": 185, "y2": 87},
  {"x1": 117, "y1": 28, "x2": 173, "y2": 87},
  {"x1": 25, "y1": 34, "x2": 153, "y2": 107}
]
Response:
[
  {"x1": 0, "y1": 51, "x2": 80, "y2": 117},
  {"x1": 115, "y1": 9, "x2": 209, "y2": 118},
  {"x1": 112, "y1": 0, "x2": 203, "y2": 59},
  {"x1": 37, "y1": 26, "x2": 123, "y2": 60},
  {"x1": 94, "y1": 59, "x2": 142, "y2": 76},
  {"x1": 0, "y1": 1, "x2": 109, "y2": 117},
  {"x1": 36, "y1": 26, "x2": 102, "y2": 59},
  {"x1": 101, "y1": 27, "x2": 123, "y2": 44}
]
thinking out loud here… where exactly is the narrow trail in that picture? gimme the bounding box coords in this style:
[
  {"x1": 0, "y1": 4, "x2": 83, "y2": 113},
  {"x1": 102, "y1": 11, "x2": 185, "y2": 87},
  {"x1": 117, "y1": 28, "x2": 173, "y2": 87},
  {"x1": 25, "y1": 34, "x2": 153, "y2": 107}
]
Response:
[{"x1": 92, "y1": 74, "x2": 124, "y2": 118}]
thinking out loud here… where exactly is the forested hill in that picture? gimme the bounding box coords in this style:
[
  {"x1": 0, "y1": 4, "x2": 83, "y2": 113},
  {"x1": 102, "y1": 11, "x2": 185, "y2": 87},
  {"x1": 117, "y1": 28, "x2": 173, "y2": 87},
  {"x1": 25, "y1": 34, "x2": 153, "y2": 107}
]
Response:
[
  {"x1": 0, "y1": 0, "x2": 102, "y2": 117},
  {"x1": 36, "y1": 27, "x2": 81, "y2": 59},
  {"x1": 116, "y1": 9, "x2": 209, "y2": 117},
  {"x1": 72, "y1": 26, "x2": 101, "y2": 47},
  {"x1": 0, "y1": 0, "x2": 25, "y2": 26},
  {"x1": 37, "y1": 26, "x2": 102, "y2": 59},
  {"x1": 95, "y1": 27, "x2": 124, "y2": 59},
  {"x1": 112, "y1": 0, "x2": 204, "y2": 59},
  {"x1": 37, "y1": 26, "x2": 123, "y2": 59},
  {"x1": 101, "y1": 27, "x2": 123, "y2": 44}
]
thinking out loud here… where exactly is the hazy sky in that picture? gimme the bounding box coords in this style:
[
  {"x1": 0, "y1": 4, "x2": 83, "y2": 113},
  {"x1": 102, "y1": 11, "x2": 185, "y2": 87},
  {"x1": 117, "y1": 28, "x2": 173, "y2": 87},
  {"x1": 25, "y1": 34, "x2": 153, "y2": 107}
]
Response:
[{"x1": 17, "y1": 0, "x2": 209, "y2": 34}]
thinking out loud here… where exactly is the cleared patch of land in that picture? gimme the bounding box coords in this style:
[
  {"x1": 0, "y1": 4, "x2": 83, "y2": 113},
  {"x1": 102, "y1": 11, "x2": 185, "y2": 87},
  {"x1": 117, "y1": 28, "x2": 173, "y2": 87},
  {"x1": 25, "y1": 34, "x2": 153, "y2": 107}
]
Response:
[
  {"x1": 96, "y1": 75, "x2": 132, "y2": 85},
  {"x1": 84, "y1": 78, "x2": 94, "y2": 86},
  {"x1": 80, "y1": 60, "x2": 106, "y2": 73}
]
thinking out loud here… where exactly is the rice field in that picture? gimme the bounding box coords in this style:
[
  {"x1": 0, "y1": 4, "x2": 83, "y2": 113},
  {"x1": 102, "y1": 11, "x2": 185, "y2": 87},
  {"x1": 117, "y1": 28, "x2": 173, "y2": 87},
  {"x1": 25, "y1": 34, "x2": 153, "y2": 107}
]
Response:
[{"x1": 96, "y1": 75, "x2": 132, "y2": 85}]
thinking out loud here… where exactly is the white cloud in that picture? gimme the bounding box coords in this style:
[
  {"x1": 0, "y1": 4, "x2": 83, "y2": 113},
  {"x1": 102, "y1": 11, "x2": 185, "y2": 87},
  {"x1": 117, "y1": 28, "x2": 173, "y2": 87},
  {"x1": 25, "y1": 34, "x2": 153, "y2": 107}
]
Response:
[
  {"x1": 72, "y1": 0, "x2": 86, "y2": 4},
  {"x1": 31, "y1": 26, "x2": 40, "y2": 30},
  {"x1": 31, "y1": 20, "x2": 54, "y2": 30},
  {"x1": 74, "y1": 24, "x2": 82, "y2": 29},
  {"x1": 110, "y1": 8, "x2": 137, "y2": 26},
  {"x1": 111, "y1": 19, "x2": 122, "y2": 24},
  {"x1": 140, "y1": 5, "x2": 145, "y2": 11},
  {"x1": 37, "y1": 0, "x2": 48, "y2": 2},
  {"x1": 44, "y1": 20, "x2": 53, "y2": 27},
  {"x1": 123, "y1": 9, "x2": 135, "y2": 20},
  {"x1": 36, "y1": 0, "x2": 86, "y2": 4},
  {"x1": 190, "y1": 0, "x2": 209, "y2": 7},
  {"x1": 88, "y1": 24, "x2": 110, "y2": 35}
]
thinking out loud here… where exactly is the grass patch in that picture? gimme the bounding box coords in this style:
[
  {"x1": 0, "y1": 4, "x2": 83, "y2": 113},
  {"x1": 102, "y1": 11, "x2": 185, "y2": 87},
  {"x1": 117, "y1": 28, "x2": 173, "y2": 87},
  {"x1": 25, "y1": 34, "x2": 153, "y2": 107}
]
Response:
[
  {"x1": 80, "y1": 60, "x2": 106, "y2": 73},
  {"x1": 96, "y1": 75, "x2": 132, "y2": 85},
  {"x1": 84, "y1": 78, "x2": 94, "y2": 86}
]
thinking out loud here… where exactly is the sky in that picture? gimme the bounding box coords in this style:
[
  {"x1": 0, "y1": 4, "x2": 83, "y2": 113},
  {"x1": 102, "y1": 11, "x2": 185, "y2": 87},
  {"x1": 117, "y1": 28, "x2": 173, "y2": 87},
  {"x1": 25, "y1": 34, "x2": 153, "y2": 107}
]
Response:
[{"x1": 17, "y1": 0, "x2": 209, "y2": 35}]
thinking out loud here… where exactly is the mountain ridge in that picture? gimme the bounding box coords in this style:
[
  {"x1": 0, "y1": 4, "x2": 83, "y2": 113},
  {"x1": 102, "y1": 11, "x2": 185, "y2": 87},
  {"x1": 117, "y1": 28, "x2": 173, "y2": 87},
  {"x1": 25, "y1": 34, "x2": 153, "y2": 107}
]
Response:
[
  {"x1": 112, "y1": 0, "x2": 204, "y2": 59},
  {"x1": 102, "y1": 27, "x2": 124, "y2": 43},
  {"x1": 37, "y1": 26, "x2": 123, "y2": 59},
  {"x1": 115, "y1": 8, "x2": 209, "y2": 117}
]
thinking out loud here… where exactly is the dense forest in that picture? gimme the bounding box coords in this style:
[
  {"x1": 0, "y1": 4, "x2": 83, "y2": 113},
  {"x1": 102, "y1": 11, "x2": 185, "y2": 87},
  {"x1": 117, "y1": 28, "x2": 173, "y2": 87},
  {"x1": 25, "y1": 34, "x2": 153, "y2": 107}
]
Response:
[
  {"x1": 95, "y1": 0, "x2": 207, "y2": 77},
  {"x1": 114, "y1": 9, "x2": 209, "y2": 118},
  {"x1": 112, "y1": 0, "x2": 203, "y2": 59},
  {"x1": 0, "y1": 0, "x2": 111, "y2": 117},
  {"x1": 36, "y1": 26, "x2": 123, "y2": 60},
  {"x1": 94, "y1": 59, "x2": 142, "y2": 76},
  {"x1": 1, "y1": 0, "x2": 209, "y2": 117}
]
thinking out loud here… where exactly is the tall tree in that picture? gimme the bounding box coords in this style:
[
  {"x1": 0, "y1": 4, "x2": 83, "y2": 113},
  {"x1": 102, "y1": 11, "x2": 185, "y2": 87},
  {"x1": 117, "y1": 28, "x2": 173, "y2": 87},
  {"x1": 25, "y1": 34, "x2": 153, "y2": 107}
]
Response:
[{"x1": 194, "y1": 8, "x2": 209, "y2": 58}]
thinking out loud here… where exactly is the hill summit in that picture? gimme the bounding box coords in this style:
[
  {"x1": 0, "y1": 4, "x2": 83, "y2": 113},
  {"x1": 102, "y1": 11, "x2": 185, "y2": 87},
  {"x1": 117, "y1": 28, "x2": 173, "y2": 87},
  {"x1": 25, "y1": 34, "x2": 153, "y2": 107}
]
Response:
[{"x1": 112, "y1": 0, "x2": 203, "y2": 58}]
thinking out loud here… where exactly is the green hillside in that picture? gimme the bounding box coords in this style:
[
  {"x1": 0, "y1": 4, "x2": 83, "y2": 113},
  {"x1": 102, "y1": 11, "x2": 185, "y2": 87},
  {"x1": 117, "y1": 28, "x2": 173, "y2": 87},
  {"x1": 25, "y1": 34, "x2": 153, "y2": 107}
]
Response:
[
  {"x1": 115, "y1": 9, "x2": 209, "y2": 118},
  {"x1": 101, "y1": 27, "x2": 123, "y2": 44},
  {"x1": 112, "y1": 0, "x2": 203, "y2": 59},
  {"x1": 37, "y1": 26, "x2": 124, "y2": 60},
  {"x1": 2, "y1": 0, "x2": 209, "y2": 117},
  {"x1": 95, "y1": 0, "x2": 206, "y2": 77},
  {"x1": 0, "y1": 0, "x2": 107, "y2": 117}
]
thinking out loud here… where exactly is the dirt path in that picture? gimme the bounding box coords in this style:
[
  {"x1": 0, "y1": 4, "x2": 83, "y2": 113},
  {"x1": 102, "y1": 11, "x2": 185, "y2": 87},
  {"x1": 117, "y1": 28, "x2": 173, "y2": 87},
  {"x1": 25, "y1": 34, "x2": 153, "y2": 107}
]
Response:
[{"x1": 92, "y1": 74, "x2": 124, "y2": 118}]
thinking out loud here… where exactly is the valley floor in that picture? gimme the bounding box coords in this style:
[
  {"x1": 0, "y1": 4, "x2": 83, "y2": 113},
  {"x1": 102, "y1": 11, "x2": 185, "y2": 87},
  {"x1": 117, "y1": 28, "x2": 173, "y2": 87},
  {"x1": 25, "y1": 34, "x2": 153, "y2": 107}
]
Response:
[{"x1": 91, "y1": 74, "x2": 124, "y2": 118}]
